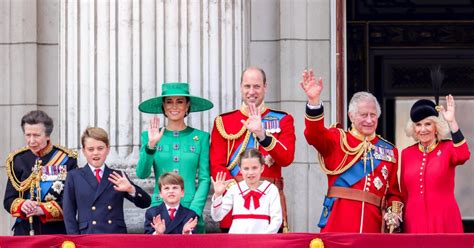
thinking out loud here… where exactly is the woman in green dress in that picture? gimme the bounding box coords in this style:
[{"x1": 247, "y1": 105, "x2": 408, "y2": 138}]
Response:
[{"x1": 137, "y1": 82, "x2": 213, "y2": 233}]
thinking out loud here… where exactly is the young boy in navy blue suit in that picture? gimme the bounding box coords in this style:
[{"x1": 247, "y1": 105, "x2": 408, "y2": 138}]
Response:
[
  {"x1": 144, "y1": 173, "x2": 198, "y2": 234},
  {"x1": 63, "y1": 127, "x2": 151, "y2": 234}
]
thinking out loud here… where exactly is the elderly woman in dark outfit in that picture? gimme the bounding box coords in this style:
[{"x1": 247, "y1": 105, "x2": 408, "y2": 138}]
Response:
[
  {"x1": 3, "y1": 110, "x2": 77, "y2": 235},
  {"x1": 400, "y1": 95, "x2": 470, "y2": 233}
]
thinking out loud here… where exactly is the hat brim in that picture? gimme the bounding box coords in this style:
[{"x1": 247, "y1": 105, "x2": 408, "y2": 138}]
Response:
[{"x1": 138, "y1": 94, "x2": 214, "y2": 114}]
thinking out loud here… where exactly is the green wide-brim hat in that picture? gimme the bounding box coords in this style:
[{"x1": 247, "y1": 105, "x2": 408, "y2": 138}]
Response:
[{"x1": 138, "y1": 82, "x2": 214, "y2": 114}]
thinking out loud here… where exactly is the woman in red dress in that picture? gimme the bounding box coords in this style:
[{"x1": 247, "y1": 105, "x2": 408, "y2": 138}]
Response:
[{"x1": 401, "y1": 95, "x2": 470, "y2": 233}]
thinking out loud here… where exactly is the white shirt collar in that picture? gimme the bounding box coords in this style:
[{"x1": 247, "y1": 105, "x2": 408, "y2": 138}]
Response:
[
  {"x1": 88, "y1": 164, "x2": 105, "y2": 177},
  {"x1": 164, "y1": 203, "x2": 180, "y2": 212}
]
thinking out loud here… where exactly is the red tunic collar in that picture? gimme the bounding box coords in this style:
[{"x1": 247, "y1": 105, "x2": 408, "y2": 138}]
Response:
[
  {"x1": 32, "y1": 141, "x2": 53, "y2": 157},
  {"x1": 348, "y1": 128, "x2": 376, "y2": 142},
  {"x1": 239, "y1": 102, "x2": 269, "y2": 117}
]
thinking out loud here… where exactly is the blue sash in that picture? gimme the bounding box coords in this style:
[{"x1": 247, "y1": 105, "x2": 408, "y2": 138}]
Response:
[
  {"x1": 227, "y1": 110, "x2": 286, "y2": 176},
  {"x1": 229, "y1": 134, "x2": 256, "y2": 176},
  {"x1": 317, "y1": 138, "x2": 393, "y2": 228},
  {"x1": 32, "y1": 150, "x2": 70, "y2": 201}
]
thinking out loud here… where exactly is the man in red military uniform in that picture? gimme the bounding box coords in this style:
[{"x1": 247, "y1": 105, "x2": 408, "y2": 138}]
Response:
[
  {"x1": 210, "y1": 66, "x2": 295, "y2": 232},
  {"x1": 299, "y1": 69, "x2": 403, "y2": 233}
]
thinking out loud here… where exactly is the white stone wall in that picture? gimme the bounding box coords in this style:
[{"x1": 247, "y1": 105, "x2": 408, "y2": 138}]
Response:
[
  {"x1": 0, "y1": 0, "x2": 61, "y2": 236},
  {"x1": 247, "y1": 0, "x2": 334, "y2": 232},
  {"x1": 0, "y1": 0, "x2": 335, "y2": 235}
]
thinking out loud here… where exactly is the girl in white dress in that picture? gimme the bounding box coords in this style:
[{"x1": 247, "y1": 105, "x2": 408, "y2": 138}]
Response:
[{"x1": 211, "y1": 148, "x2": 282, "y2": 234}]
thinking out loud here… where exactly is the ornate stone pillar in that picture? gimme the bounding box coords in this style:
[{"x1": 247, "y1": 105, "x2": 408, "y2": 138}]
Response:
[
  {"x1": 0, "y1": 0, "x2": 61, "y2": 235},
  {"x1": 59, "y1": 0, "x2": 246, "y2": 232}
]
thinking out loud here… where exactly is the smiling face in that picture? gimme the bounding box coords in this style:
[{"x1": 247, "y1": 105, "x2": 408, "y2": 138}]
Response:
[
  {"x1": 349, "y1": 99, "x2": 379, "y2": 137},
  {"x1": 414, "y1": 118, "x2": 437, "y2": 147},
  {"x1": 82, "y1": 137, "x2": 110, "y2": 169},
  {"x1": 240, "y1": 68, "x2": 267, "y2": 107},
  {"x1": 159, "y1": 184, "x2": 184, "y2": 207},
  {"x1": 24, "y1": 123, "x2": 50, "y2": 154},
  {"x1": 240, "y1": 157, "x2": 264, "y2": 188},
  {"x1": 163, "y1": 96, "x2": 190, "y2": 121}
]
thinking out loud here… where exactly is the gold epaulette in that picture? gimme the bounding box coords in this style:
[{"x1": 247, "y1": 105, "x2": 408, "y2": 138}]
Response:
[
  {"x1": 53, "y1": 145, "x2": 78, "y2": 159},
  {"x1": 5, "y1": 147, "x2": 33, "y2": 193},
  {"x1": 6, "y1": 146, "x2": 29, "y2": 162}
]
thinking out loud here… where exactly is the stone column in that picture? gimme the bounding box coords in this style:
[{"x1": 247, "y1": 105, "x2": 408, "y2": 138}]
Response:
[
  {"x1": 248, "y1": 0, "x2": 335, "y2": 232},
  {"x1": 59, "y1": 0, "x2": 246, "y2": 233},
  {"x1": 0, "y1": 0, "x2": 61, "y2": 236}
]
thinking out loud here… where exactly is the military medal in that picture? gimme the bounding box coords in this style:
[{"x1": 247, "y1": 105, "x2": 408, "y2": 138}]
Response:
[
  {"x1": 373, "y1": 145, "x2": 395, "y2": 162},
  {"x1": 264, "y1": 155, "x2": 274, "y2": 167},
  {"x1": 374, "y1": 177, "x2": 383, "y2": 190},
  {"x1": 51, "y1": 181, "x2": 65, "y2": 194},
  {"x1": 41, "y1": 165, "x2": 67, "y2": 181},
  {"x1": 263, "y1": 116, "x2": 281, "y2": 134},
  {"x1": 381, "y1": 165, "x2": 388, "y2": 180}
]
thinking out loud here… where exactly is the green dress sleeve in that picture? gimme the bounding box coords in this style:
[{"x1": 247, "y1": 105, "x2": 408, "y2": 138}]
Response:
[
  {"x1": 188, "y1": 131, "x2": 211, "y2": 216},
  {"x1": 136, "y1": 131, "x2": 154, "y2": 179}
]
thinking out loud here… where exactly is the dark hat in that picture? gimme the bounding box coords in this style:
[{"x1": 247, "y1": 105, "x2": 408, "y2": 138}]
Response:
[
  {"x1": 138, "y1": 82, "x2": 213, "y2": 114},
  {"x1": 410, "y1": 99, "x2": 438, "y2": 123}
]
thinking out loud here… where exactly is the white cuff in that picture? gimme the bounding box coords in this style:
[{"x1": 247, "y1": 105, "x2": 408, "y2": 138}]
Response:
[{"x1": 307, "y1": 101, "x2": 323, "y2": 109}]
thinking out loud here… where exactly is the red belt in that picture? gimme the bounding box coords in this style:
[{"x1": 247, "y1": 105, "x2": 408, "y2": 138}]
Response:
[{"x1": 327, "y1": 186, "x2": 382, "y2": 207}]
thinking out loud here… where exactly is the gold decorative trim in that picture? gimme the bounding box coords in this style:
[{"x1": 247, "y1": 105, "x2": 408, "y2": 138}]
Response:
[
  {"x1": 453, "y1": 139, "x2": 467, "y2": 147},
  {"x1": 349, "y1": 128, "x2": 376, "y2": 142},
  {"x1": 305, "y1": 113, "x2": 324, "y2": 121},
  {"x1": 216, "y1": 116, "x2": 247, "y2": 140},
  {"x1": 10, "y1": 198, "x2": 25, "y2": 217},
  {"x1": 5, "y1": 147, "x2": 35, "y2": 193},
  {"x1": 54, "y1": 145, "x2": 78, "y2": 159},
  {"x1": 41, "y1": 201, "x2": 63, "y2": 221},
  {"x1": 239, "y1": 102, "x2": 268, "y2": 117},
  {"x1": 418, "y1": 140, "x2": 438, "y2": 153},
  {"x1": 377, "y1": 135, "x2": 395, "y2": 147},
  {"x1": 226, "y1": 131, "x2": 251, "y2": 171},
  {"x1": 318, "y1": 129, "x2": 368, "y2": 175},
  {"x1": 262, "y1": 135, "x2": 277, "y2": 151}
]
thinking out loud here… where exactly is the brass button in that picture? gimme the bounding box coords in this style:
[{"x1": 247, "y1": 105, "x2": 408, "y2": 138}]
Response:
[
  {"x1": 92, "y1": 221, "x2": 97, "y2": 225},
  {"x1": 108, "y1": 205, "x2": 112, "y2": 210},
  {"x1": 108, "y1": 220, "x2": 112, "y2": 224},
  {"x1": 91, "y1": 206, "x2": 96, "y2": 211}
]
